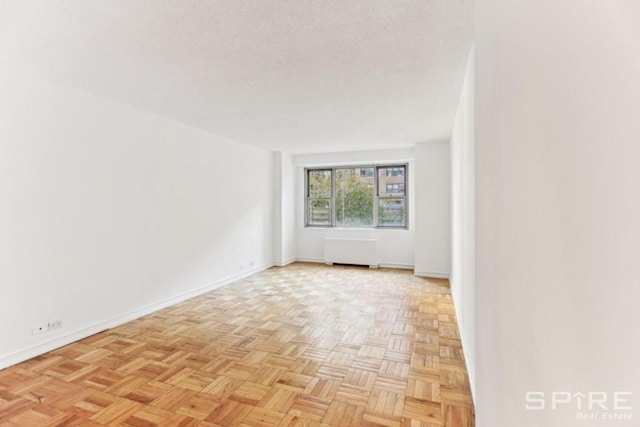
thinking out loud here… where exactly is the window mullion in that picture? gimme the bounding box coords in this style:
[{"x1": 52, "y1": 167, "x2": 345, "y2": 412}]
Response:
[
  {"x1": 331, "y1": 168, "x2": 336, "y2": 227},
  {"x1": 305, "y1": 169, "x2": 309, "y2": 226},
  {"x1": 373, "y1": 166, "x2": 379, "y2": 227}
]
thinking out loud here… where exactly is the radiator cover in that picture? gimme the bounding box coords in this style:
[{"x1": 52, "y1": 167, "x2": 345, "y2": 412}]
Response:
[{"x1": 324, "y1": 238, "x2": 378, "y2": 267}]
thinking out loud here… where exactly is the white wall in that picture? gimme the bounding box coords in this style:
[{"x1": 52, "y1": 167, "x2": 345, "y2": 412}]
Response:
[
  {"x1": 293, "y1": 148, "x2": 414, "y2": 167},
  {"x1": 449, "y1": 47, "x2": 475, "y2": 399},
  {"x1": 414, "y1": 141, "x2": 451, "y2": 278},
  {"x1": 294, "y1": 149, "x2": 415, "y2": 269},
  {"x1": 273, "y1": 151, "x2": 296, "y2": 266},
  {"x1": 475, "y1": 1, "x2": 640, "y2": 426},
  {"x1": 0, "y1": 61, "x2": 274, "y2": 368}
]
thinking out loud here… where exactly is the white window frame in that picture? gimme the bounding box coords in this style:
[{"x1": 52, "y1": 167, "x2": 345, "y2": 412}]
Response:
[{"x1": 304, "y1": 164, "x2": 408, "y2": 229}]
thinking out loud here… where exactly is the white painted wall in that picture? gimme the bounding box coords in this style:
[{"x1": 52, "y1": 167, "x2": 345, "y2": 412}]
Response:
[
  {"x1": 475, "y1": 1, "x2": 640, "y2": 426},
  {"x1": 449, "y1": 47, "x2": 475, "y2": 399},
  {"x1": 414, "y1": 141, "x2": 451, "y2": 278},
  {"x1": 273, "y1": 151, "x2": 296, "y2": 266},
  {"x1": 274, "y1": 153, "x2": 283, "y2": 265},
  {"x1": 294, "y1": 149, "x2": 415, "y2": 268},
  {"x1": 280, "y1": 153, "x2": 297, "y2": 264},
  {"x1": 293, "y1": 148, "x2": 415, "y2": 167},
  {"x1": 0, "y1": 61, "x2": 274, "y2": 368}
]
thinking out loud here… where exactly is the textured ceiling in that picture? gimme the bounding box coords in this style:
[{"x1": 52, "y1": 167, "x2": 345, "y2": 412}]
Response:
[{"x1": 0, "y1": 1, "x2": 472, "y2": 153}]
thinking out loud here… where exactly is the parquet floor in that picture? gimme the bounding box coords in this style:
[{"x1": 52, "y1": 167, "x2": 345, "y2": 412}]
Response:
[{"x1": 0, "y1": 263, "x2": 474, "y2": 427}]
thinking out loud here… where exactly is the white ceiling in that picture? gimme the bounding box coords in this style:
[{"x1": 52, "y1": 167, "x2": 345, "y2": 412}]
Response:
[{"x1": 0, "y1": 1, "x2": 472, "y2": 154}]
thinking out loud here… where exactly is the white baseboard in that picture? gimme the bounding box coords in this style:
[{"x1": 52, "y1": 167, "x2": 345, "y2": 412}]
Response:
[
  {"x1": 296, "y1": 258, "x2": 414, "y2": 271},
  {"x1": 295, "y1": 257, "x2": 325, "y2": 263},
  {"x1": 379, "y1": 263, "x2": 415, "y2": 270},
  {"x1": 0, "y1": 263, "x2": 273, "y2": 371},
  {"x1": 414, "y1": 270, "x2": 450, "y2": 279},
  {"x1": 273, "y1": 258, "x2": 296, "y2": 267}
]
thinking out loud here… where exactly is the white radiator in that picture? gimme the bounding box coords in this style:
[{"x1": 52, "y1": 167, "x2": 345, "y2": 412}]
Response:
[{"x1": 324, "y1": 238, "x2": 378, "y2": 268}]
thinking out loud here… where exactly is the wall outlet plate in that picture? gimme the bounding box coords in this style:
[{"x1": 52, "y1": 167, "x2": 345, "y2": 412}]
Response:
[
  {"x1": 32, "y1": 319, "x2": 63, "y2": 335},
  {"x1": 48, "y1": 320, "x2": 63, "y2": 330},
  {"x1": 32, "y1": 324, "x2": 47, "y2": 335}
]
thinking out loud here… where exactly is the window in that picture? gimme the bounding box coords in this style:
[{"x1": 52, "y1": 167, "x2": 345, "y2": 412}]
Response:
[
  {"x1": 305, "y1": 165, "x2": 407, "y2": 228},
  {"x1": 307, "y1": 169, "x2": 332, "y2": 226},
  {"x1": 336, "y1": 167, "x2": 375, "y2": 227},
  {"x1": 378, "y1": 166, "x2": 407, "y2": 227}
]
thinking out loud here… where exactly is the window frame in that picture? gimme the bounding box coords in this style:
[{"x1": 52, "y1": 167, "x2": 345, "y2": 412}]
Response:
[
  {"x1": 304, "y1": 164, "x2": 408, "y2": 229},
  {"x1": 305, "y1": 168, "x2": 333, "y2": 227}
]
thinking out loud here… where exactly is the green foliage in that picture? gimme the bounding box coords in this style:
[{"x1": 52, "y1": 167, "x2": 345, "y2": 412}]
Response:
[
  {"x1": 336, "y1": 170, "x2": 373, "y2": 226},
  {"x1": 308, "y1": 170, "x2": 331, "y2": 198},
  {"x1": 308, "y1": 168, "x2": 375, "y2": 226}
]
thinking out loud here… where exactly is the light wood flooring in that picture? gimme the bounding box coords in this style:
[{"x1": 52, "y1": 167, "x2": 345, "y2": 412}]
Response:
[{"x1": 0, "y1": 263, "x2": 474, "y2": 426}]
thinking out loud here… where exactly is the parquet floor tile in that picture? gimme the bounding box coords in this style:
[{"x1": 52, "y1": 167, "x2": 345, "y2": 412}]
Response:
[{"x1": 0, "y1": 263, "x2": 474, "y2": 426}]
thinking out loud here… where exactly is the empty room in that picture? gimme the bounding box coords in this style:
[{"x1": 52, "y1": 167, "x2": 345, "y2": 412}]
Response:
[{"x1": 1, "y1": 1, "x2": 639, "y2": 427}]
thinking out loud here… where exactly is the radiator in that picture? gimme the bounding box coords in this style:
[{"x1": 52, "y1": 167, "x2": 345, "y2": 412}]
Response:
[{"x1": 324, "y1": 238, "x2": 378, "y2": 268}]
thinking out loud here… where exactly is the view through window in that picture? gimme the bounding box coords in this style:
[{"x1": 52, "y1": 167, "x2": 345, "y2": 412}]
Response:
[{"x1": 306, "y1": 165, "x2": 407, "y2": 228}]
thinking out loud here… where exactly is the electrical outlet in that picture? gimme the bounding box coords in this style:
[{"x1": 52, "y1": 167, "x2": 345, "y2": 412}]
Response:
[
  {"x1": 32, "y1": 323, "x2": 47, "y2": 335},
  {"x1": 249, "y1": 261, "x2": 254, "y2": 267},
  {"x1": 48, "y1": 320, "x2": 63, "y2": 330},
  {"x1": 32, "y1": 319, "x2": 63, "y2": 335}
]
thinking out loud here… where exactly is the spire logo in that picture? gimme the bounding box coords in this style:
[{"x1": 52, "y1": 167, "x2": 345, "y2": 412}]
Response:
[{"x1": 525, "y1": 392, "x2": 633, "y2": 422}]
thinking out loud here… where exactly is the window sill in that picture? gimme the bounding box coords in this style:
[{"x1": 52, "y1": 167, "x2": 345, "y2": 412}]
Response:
[{"x1": 304, "y1": 226, "x2": 409, "y2": 231}]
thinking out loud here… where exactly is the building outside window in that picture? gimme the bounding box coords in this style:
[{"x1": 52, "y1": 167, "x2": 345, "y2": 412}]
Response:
[
  {"x1": 360, "y1": 168, "x2": 374, "y2": 177},
  {"x1": 386, "y1": 183, "x2": 405, "y2": 194}
]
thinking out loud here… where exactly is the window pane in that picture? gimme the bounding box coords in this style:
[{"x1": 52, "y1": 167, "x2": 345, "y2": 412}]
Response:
[
  {"x1": 378, "y1": 166, "x2": 406, "y2": 196},
  {"x1": 385, "y1": 183, "x2": 405, "y2": 194},
  {"x1": 308, "y1": 170, "x2": 332, "y2": 198},
  {"x1": 378, "y1": 198, "x2": 406, "y2": 227},
  {"x1": 308, "y1": 199, "x2": 332, "y2": 225},
  {"x1": 335, "y1": 168, "x2": 374, "y2": 227}
]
